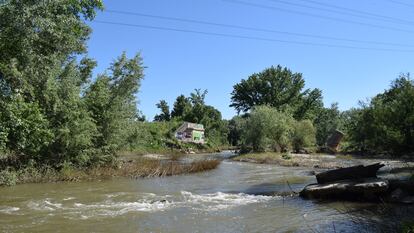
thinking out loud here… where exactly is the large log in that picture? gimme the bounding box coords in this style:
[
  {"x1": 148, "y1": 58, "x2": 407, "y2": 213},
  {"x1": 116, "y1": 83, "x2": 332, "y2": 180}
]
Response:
[{"x1": 316, "y1": 163, "x2": 384, "y2": 184}]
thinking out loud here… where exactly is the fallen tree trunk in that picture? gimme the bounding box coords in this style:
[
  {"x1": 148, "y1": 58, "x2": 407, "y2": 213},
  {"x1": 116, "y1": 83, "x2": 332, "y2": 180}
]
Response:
[{"x1": 316, "y1": 163, "x2": 384, "y2": 184}]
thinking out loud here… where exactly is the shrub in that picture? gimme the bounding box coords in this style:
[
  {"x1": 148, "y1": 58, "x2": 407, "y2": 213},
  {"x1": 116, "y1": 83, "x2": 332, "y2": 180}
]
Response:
[
  {"x1": 243, "y1": 106, "x2": 295, "y2": 152},
  {"x1": 292, "y1": 120, "x2": 316, "y2": 152},
  {"x1": 0, "y1": 169, "x2": 17, "y2": 186}
]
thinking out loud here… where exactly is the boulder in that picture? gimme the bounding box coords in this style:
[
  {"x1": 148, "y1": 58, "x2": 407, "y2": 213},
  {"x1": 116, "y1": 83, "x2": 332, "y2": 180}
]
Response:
[{"x1": 316, "y1": 163, "x2": 384, "y2": 184}]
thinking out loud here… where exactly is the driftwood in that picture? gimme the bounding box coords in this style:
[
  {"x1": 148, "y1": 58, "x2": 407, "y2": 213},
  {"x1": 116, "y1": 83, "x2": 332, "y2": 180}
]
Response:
[{"x1": 316, "y1": 163, "x2": 385, "y2": 184}]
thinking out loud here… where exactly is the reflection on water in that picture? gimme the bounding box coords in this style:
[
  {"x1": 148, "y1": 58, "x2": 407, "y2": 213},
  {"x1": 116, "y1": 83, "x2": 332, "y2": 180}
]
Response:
[{"x1": 0, "y1": 153, "x2": 413, "y2": 233}]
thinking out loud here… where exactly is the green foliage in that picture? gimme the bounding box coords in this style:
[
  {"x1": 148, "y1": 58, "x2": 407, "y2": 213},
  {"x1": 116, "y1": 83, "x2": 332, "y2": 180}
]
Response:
[
  {"x1": 230, "y1": 65, "x2": 323, "y2": 120},
  {"x1": 85, "y1": 52, "x2": 144, "y2": 156},
  {"x1": 0, "y1": 0, "x2": 146, "y2": 168},
  {"x1": 227, "y1": 115, "x2": 248, "y2": 146},
  {"x1": 154, "y1": 89, "x2": 229, "y2": 148},
  {"x1": 292, "y1": 120, "x2": 316, "y2": 152},
  {"x1": 243, "y1": 106, "x2": 295, "y2": 152},
  {"x1": 171, "y1": 95, "x2": 191, "y2": 118},
  {"x1": 154, "y1": 100, "x2": 171, "y2": 121},
  {"x1": 0, "y1": 169, "x2": 17, "y2": 186},
  {"x1": 281, "y1": 152, "x2": 292, "y2": 160},
  {"x1": 343, "y1": 75, "x2": 414, "y2": 155},
  {"x1": 313, "y1": 103, "x2": 343, "y2": 146},
  {"x1": 0, "y1": 97, "x2": 53, "y2": 159},
  {"x1": 239, "y1": 106, "x2": 317, "y2": 153}
]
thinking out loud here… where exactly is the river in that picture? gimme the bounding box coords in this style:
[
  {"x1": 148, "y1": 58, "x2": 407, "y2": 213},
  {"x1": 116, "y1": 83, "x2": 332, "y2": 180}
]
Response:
[{"x1": 1, "y1": 152, "x2": 413, "y2": 233}]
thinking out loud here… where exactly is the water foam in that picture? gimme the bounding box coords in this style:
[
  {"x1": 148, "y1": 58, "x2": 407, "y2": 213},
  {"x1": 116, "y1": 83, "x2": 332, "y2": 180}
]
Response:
[
  {"x1": 23, "y1": 191, "x2": 276, "y2": 219},
  {"x1": 180, "y1": 191, "x2": 275, "y2": 211},
  {"x1": 0, "y1": 206, "x2": 20, "y2": 214}
]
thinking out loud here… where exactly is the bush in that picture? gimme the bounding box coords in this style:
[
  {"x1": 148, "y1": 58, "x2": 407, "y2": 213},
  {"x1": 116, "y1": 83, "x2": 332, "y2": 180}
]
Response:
[
  {"x1": 243, "y1": 106, "x2": 295, "y2": 152},
  {"x1": 281, "y1": 152, "x2": 291, "y2": 160},
  {"x1": 0, "y1": 169, "x2": 17, "y2": 186},
  {"x1": 292, "y1": 120, "x2": 316, "y2": 152}
]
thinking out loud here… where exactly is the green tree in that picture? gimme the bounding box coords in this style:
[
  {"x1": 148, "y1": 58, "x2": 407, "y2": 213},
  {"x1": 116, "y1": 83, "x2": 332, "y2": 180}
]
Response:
[
  {"x1": 154, "y1": 100, "x2": 171, "y2": 122},
  {"x1": 243, "y1": 106, "x2": 295, "y2": 152},
  {"x1": 227, "y1": 115, "x2": 248, "y2": 146},
  {"x1": 344, "y1": 75, "x2": 414, "y2": 155},
  {"x1": 313, "y1": 103, "x2": 343, "y2": 146},
  {"x1": 230, "y1": 65, "x2": 322, "y2": 120},
  {"x1": 171, "y1": 95, "x2": 191, "y2": 118},
  {"x1": 85, "y1": 53, "x2": 145, "y2": 154},
  {"x1": 0, "y1": 0, "x2": 104, "y2": 166}
]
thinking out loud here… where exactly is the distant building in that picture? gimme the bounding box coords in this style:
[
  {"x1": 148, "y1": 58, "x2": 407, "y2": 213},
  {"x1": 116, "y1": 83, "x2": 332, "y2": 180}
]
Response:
[
  {"x1": 326, "y1": 130, "x2": 345, "y2": 152},
  {"x1": 175, "y1": 122, "x2": 205, "y2": 144}
]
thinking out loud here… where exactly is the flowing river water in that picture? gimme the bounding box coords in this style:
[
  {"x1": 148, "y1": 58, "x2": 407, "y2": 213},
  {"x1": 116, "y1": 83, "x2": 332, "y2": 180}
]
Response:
[{"x1": 1, "y1": 152, "x2": 413, "y2": 233}]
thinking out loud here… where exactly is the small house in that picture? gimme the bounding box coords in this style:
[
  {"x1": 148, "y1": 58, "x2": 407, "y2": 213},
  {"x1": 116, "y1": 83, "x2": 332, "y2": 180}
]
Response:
[{"x1": 175, "y1": 122, "x2": 205, "y2": 144}]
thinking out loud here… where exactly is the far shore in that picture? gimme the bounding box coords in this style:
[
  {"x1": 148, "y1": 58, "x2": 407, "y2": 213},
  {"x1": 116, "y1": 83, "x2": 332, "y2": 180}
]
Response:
[{"x1": 231, "y1": 152, "x2": 414, "y2": 175}]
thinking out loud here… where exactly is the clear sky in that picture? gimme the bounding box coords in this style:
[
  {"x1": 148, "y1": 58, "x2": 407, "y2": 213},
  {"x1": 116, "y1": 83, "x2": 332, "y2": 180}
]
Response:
[{"x1": 86, "y1": 0, "x2": 414, "y2": 120}]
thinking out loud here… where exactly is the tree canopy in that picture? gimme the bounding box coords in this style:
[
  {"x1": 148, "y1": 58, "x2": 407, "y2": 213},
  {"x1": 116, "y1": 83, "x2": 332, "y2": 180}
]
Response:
[
  {"x1": 0, "y1": 0, "x2": 144, "y2": 167},
  {"x1": 230, "y1": 65, "x2": 323, "y2": 120}
]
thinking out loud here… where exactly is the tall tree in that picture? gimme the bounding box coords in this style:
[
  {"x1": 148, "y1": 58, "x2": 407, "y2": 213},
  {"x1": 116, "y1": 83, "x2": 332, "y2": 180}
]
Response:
[
  {"x1": 230, "y1": 65, "x2": 322, "y2": 120},
  {"x1": 345, "y1": 75, "x2": 414, "y2": 155},
  {"x1": 171, "y1": 95, "x2": 191, "y2": 118},
  {"x1": 0, "y1": 0, "x2": 104, "y2": 165},
  {"x1": 85, "y1": 53, "x2": 145, "y2": 154},
  {"x1": 154, "y1": 100, "x2": 171, "y2": 122}
]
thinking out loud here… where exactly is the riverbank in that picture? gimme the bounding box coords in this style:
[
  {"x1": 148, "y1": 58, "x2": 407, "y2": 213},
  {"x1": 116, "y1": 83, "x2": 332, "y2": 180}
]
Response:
[
  {"x1": 0, "y1": 155, "x2": 220, "y2": 186},
  {"x1": 232, "y1": 152, "x2": 414, "y2": 172}
]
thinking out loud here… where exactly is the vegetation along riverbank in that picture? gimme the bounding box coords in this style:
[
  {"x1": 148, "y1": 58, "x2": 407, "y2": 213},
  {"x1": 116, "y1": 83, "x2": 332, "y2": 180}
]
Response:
[{"x1": 1, "y1": 0, "x2": 413, "y2": 188}]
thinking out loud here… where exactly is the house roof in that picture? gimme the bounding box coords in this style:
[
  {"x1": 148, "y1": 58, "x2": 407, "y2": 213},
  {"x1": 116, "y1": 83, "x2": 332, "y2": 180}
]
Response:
[{"x1": 176, "y1": 122, "x2": 204, "y2": 132}]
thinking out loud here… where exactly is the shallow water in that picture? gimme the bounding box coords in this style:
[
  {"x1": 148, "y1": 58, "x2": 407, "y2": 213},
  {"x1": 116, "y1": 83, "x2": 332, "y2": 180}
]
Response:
[{"x1": 1, "y1": 153, "x2": 413, "y2": 233}]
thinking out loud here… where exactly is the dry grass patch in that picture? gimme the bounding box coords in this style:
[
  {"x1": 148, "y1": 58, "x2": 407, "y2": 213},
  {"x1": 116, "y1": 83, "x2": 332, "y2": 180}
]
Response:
[{"x1": 1, "y1": 158, "x2": 221, "y2": 186}]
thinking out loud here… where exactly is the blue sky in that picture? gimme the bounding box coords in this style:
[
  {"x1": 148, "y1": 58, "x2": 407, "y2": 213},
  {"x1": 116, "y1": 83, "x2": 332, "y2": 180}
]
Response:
[{"x1": 87, "y1": 0, "x2": 414, "y2": 120}]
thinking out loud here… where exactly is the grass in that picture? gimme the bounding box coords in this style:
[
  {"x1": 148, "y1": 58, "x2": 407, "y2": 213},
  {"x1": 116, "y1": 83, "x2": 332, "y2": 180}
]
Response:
[
  {"x1": 232, "y1": 152, "x2": 300, "y2": 167},
  {"x1": 0, "y1": 158, "x2": 221, "y2": 186},
  {"x1": 335, "y1": 154, "x2": 355, "y2": 160}
]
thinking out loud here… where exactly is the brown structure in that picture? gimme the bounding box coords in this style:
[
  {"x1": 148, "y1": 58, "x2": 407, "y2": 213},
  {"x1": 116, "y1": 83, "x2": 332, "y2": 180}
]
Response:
[{"x1": 326, "y1": 130, "x2": 345, "y2": 152}]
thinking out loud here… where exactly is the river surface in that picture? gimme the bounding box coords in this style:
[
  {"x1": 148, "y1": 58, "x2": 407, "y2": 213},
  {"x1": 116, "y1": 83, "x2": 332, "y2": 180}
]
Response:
[{"x1": 1, "y1": 152, "x2": 413, "y2": 233}]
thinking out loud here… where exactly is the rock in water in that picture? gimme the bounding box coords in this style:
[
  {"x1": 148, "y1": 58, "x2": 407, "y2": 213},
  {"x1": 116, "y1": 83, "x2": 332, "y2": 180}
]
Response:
[
  {"x1": 315, "y1": 163, "x2": 384, "y2": 184},
  {"x1": 300, "y1": 178, "x2": 389, "y2": 201}
]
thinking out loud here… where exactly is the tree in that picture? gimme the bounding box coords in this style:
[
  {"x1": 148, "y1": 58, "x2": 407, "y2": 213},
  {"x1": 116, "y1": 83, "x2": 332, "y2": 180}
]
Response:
[
  {"x1": 243, "y1": 106, "x2": 295, "y2": 152},
  {"x1": 227, "y1": 115, "x2": 248, "y2": 146},
  {"x1": 171, "y1": 95, "x2": 191, "y2": 118},
  {"x1": 0, "y1": 0, "x2": 149, "y2": 167},
  {"x1": 344, "y1": 74, "x2": 414, "y2": 155},
  {"x1": 230, "y1": 65, "x2": 322, "y2": 120},
  {"x1": 0, "y1": 0, "x2": 103, "y2": 99},
  {"x1": 154, "y1": 100, "x2": 171, "y2": 122},
  {"x1": 0, "y1": 0, "x2": 104, "y2": 166},
  {"x1": 85, "y1": 53, "x2": 145, "y2": 154},
  {"x1": 313, "y1": 103, "x2": 343, "y2": 146}
]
